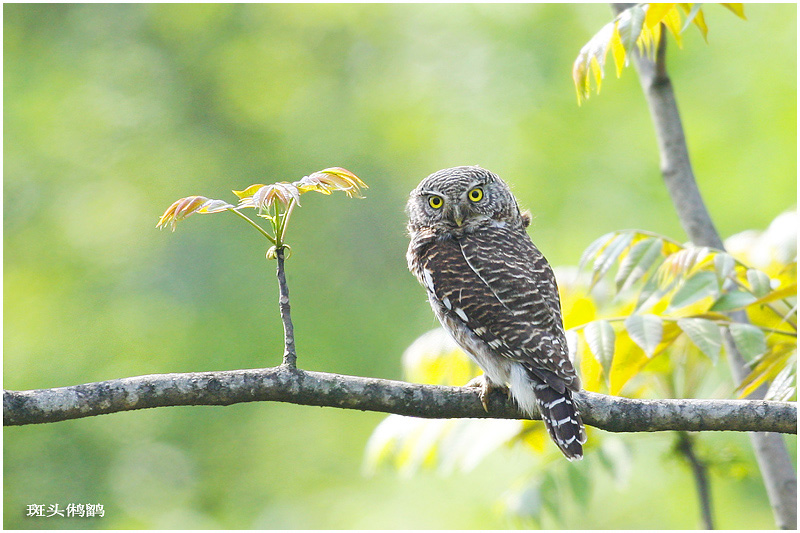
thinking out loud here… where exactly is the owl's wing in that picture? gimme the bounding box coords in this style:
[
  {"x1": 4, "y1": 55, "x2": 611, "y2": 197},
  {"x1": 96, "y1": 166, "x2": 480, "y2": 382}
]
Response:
[
  {"x1": 459, "y1": 225, "x2": 564, "y2": 331},
  {"x1": 418, "y1": 225, "x2": 579, "y2": 392}
]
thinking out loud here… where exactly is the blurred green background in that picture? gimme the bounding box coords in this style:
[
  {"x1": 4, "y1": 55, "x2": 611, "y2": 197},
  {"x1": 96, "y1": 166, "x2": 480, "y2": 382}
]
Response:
[{"x1": 4, "y1": 3, "x2": 795, "y2": 529}]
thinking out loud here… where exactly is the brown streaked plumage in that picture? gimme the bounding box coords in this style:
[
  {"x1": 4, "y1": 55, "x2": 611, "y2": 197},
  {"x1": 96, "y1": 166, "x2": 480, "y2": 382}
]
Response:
[{"x1": 406, "y1": 166, "x2": 586, "y2": 460}]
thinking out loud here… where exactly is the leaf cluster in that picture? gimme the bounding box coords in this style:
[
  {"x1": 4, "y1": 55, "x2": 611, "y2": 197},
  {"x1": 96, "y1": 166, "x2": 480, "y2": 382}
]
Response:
[
  {"x1": 156, "y1": 167, "x2": 366, "y2": 253},
  {"x1": 575, "y1": 212, "x2": 796, "y2": 401},
  {"x1": 573, "y1": 3, "x2": 746, "y2": 104}
]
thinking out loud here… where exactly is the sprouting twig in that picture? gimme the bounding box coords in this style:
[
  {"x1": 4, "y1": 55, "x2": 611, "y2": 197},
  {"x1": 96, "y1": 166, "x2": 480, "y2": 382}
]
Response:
[{"x1": 276, "y1": 247, "x2": 296, "y2": 368}]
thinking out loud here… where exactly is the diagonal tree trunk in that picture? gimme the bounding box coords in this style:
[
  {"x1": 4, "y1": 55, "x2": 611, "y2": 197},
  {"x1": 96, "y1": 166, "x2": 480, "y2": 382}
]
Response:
[{"x1": 614, "y1": 4, "x2": 797, "y2": 528}]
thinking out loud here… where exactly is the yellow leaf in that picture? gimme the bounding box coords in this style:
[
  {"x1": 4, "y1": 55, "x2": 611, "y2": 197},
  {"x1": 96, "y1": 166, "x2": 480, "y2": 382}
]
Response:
[
  {"x1": 572, "y1": 52, "x2": 590, "y2": 104},
  {"x1": 578, "y1": 332, "x2": 605, "y2": 392},
  {"x1": 680, "y1": 3, "x2": 709, "y2": 41},
  {"x1": 645, "y1": 3, "x2": 677, "y2": 29},
  {"x1": 661, "y1": 5, "x2": 684, "y2": 47},
  {"x1": 572, "y1": 17, "x2": 616, "y2": 103},
  {"x1": 611, "y1": 24, "x2": 627, "y2": 78},
  {"x1": 402, "y1": 328, "x2": 478, "y2": 386},
  {"x1": 562, "y1": 295, "x2": 597, "y2": 330},
  {"x1": 590, "y1": 55, "x2": 603, "y2": 93},
  {"x1": 721, "y1": 3, "x2": 746, "y2": 19},
  {"x1": 609, "y1": 331, "x2": 650, "y2": 395},
  {"x1": 156, "y1": 196, "x2": 234, "y2": 231},
  {"x1": 232, "y1": 183, "x2": 267, "y2": 200},
  {"x1": 736, "y1": 342, "x2": 794, "y2": 399},
  {"x1": 693, "y1": 311, "x2": 733, "y2": 322},
  {"x1": 518, "y1": 422, "x2": 548, "y2": 453},
  {"x1": 637, "y1": 22, "x2": 662, "y2": 59},
  {"x1": 661, "y1": 239, "x2": 684, "y2": 256},
  {"x1": 573, "y1": 64, "x2": 587, "y2": 104},
  {"x1": 651, "y1": 21, "x2": 662, "y2": 53},
  {"x1": 651, "y1": 320, "x2": 683, "y2": 358}
]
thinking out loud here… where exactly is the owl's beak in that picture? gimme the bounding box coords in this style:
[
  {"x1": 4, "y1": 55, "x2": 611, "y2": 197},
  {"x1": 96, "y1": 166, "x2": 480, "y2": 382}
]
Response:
[{"x1": 452, "y1": 206, "x2": 465, "y2": 227}]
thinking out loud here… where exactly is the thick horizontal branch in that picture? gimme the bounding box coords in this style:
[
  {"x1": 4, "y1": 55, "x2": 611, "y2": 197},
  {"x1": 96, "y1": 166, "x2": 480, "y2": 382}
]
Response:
[{"x1": 4, "y1": 366, "x2": 796, "y2": 434}]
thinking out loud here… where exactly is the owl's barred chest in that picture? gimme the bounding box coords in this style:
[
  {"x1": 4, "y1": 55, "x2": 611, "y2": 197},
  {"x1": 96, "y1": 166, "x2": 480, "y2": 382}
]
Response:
[
  {"x1": 407, "y1": 222, "x2": 576, "y2": 380},
  {"x1": 407, "y1": 229, "x2": 524, "y2": 385},
  {"x1": 407, "y1": 224, "x2": 556, "y2": 325}
]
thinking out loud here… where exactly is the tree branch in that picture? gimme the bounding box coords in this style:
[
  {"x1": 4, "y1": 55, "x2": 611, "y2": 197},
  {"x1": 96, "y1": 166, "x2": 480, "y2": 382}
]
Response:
[
  {"x1": 676, "y1": 432, "x2": 715, "y2": 530},
  {"x1": 4, "y1": 367, "x2": 796, "y2": 434}
]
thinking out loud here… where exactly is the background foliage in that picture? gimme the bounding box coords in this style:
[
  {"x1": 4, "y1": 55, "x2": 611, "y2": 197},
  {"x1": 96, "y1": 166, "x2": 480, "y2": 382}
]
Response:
[{"x1": 4, "y1": 3, "x2": 795, "y2": 529}]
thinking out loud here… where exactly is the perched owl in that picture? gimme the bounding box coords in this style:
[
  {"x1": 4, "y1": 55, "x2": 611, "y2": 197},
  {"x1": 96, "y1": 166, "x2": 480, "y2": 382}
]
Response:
[{"x1": 406, "y1": 166, "x2": 587, "y2": 460}]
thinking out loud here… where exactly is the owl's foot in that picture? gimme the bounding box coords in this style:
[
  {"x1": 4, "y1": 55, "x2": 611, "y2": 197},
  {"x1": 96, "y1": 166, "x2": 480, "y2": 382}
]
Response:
[{"x1": 465, "y1": 375, "x2": 509, "y2": 413}]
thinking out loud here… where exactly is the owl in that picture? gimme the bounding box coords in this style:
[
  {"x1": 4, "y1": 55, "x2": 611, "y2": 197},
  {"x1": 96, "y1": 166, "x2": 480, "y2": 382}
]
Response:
[{"x1": 406, "y1": 166, "x2": 586, "y2": 460}]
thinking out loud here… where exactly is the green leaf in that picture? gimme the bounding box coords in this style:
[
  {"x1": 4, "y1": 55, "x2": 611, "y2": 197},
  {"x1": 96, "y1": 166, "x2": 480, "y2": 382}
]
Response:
[
  {"x1": 668, "y1": 270, "x2": 719, "y2": 311},
  {"x1": 615, "y1": 237, "x2": 663, "y2": 291},
  {"x1": 710, "y1": 290, "x2": 757, "y2": 312},
  {"x1": 624, "y1": 314, "x2": 663, "y2": 358},
  {"x1": 502, "y1": 482, "x2": 543, "y2": 522},
  {"x1": 728, "y1": 322, "x2": 767, "y2": 361},
  {"x1": 677, "y1": 318, "x2": 722, "y2": 364},
  {"x1": 713, "y1": 252, "x2": 735, "y2": 286},
  {"x1": 617, "y1": 4, "x2": 646, "y2": 51},
  {"x1": 746, "y1": 269, "x2": 772, "y2": 298},
  {"x1": 597, "y1": 438, "x2": 633, "y2": 486},
  {"x1": 539, "y1": 472, "x2": 561, "y2": 521},
  {"x1": 635, "y1": 268, "x2": 667, "y2": 312},
  {"x1": 765, "y1": 356, "x2": 797, "y2": 401},
  {"x1": 680, "y1": 3, "x2": 704, "y2": 34},
  {"x1": 591, "y1": 232, "x2": 634, "y2": 286},
  {"x1": 579, "y1": 232, "x2": 617, "y2": 271},
  {"x1": 566, "y1": 462, "x2": 591, "y2": 507},
  {"x1": 585, "y1": 320, "x2": 616, "y2": 379},
  {"x1": 667, "y1": 271, "x2": 719, "y2": 312},
  {"x1": 657, "y1": 246, "x2": 711, "y2": 288},
  {"x1": 749, "y1": 283, "x2": 797, "y2": 307}
]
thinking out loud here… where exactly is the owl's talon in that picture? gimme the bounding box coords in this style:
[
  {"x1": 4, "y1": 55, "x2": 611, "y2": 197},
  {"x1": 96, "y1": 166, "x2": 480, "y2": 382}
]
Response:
[{"x1": 465, "y1": 375, "x2": 507, "y2": 413}]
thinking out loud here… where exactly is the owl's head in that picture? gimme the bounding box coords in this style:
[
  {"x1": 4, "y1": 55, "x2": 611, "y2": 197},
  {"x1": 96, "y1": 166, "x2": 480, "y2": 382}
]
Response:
[{"x1": 406, "y1": 166, "x2": 527, "y2": 234}]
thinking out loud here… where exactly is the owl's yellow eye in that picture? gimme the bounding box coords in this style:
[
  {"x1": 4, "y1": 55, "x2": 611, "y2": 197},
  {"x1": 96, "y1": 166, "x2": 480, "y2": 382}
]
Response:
[
  {"x1": 428, "y1": 195, "x2": 444, "y2": 209},
  {"x1": 468, "y1": 187, "x2": 484, "y2": 202}
]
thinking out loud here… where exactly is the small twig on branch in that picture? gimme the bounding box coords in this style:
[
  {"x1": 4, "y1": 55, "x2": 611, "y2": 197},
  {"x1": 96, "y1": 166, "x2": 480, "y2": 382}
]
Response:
[
  {"x1": 4, "y1": 367, "x2": 797, "y2": 433},
  {"x1": 676, "y1": 432, "x2": 715, "y2": 530},
  {"x1": 275, "y1": 247, "x2": 296, "y2": 368}
]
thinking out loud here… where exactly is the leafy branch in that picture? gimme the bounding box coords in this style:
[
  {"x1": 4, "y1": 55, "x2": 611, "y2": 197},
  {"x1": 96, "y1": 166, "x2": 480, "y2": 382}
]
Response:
[
  {"x1": 573, "y1": 3, "x2": 746, "y2": 104},
  {"x1": 595, "y1": 4, "x2": 796, "y2": 528},
  {"x1": 576, "y1": 225, "x2": 797, "y2": 401}
]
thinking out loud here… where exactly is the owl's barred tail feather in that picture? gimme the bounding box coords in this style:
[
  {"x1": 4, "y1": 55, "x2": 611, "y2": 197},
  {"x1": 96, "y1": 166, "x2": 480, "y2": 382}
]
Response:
[
  {"x1": 511, "y1": 374, "x2": 586, "y2": 461},
  {"x1": 524, "y1": 379, "x2": 586, "y2": 460},
  {"x1": 506, "y1": 369, "x2": 586, "y2": 460}
]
